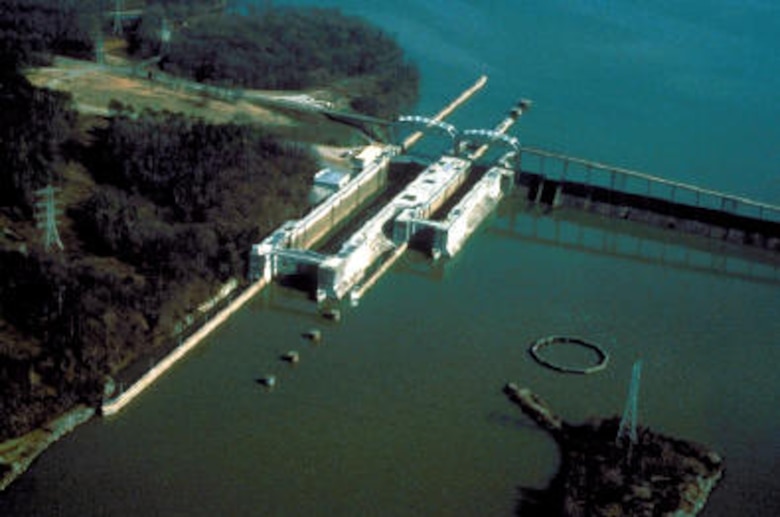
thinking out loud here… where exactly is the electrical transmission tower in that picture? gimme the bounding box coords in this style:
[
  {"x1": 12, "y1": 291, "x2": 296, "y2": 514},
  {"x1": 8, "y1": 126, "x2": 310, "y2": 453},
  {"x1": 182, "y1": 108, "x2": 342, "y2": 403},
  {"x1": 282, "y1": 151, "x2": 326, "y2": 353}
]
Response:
[
  {"x1": 113, "y1": 0, "x2": 125, "y2": 35},
  {"x1": 35, "y1": 185, "x2": 64, "y2": 252},
  {"x1": 160, "y1": 16, "x2": 171, "y2": 55},
  {"x1": 616, "y1": 359, "x2": 642, "y2": 449},
  {"x1": 95, "y1": 28, "x2": 105, "y2": 65}
]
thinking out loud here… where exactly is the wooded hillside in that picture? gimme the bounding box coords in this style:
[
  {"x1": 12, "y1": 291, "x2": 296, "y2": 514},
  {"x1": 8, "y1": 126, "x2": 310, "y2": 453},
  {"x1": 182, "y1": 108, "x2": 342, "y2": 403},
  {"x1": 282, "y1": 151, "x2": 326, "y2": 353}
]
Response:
[
  {"x1": 0, "y1": 1, "x2": 419, "y2": 440},
  {"x1": 0, "y1": 0, "x2": 98, "y2": 67},
  {"x1": 1, "y1": 89, "x2": 317, "y2": 438},
  {"x1": 129, "y1": 6, "x2": 419, "y2": 118}
]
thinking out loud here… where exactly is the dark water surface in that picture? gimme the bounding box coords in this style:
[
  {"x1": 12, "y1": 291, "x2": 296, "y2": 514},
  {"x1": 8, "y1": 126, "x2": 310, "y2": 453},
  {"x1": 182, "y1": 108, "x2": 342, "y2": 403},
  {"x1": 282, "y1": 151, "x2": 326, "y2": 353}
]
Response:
[
  {"x1": 3, "y1": 1, "x2": 780, "y2": 515},
  {"x1": 3, "y1": 201, "x2": 779, "y2": 516}
]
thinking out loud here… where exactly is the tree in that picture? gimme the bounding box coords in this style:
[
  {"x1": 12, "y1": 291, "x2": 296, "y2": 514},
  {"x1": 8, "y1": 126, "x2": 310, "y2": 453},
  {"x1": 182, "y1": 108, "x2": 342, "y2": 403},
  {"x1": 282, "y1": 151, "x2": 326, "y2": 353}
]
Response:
[
  {"x1": 128, "y1": 6, "x2": 420, "y2": 117},
  {"x1": 0, "y1": 72, "x2": 75, "y2": 214}
]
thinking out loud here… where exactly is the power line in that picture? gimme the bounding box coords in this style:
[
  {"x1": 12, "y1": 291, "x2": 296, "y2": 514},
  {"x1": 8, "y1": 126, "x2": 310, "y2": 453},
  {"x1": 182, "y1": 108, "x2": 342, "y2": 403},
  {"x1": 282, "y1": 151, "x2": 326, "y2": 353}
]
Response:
[{"x1": 160, "y1": 16, "x2": 171, "y2": 55}]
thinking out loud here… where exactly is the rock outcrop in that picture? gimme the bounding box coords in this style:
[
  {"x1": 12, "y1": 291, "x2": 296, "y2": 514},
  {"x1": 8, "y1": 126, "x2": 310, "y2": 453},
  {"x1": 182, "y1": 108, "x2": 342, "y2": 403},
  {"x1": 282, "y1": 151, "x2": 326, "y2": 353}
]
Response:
[{"x1": 503, "y1": 383, "x2": 724, "y2": 516}]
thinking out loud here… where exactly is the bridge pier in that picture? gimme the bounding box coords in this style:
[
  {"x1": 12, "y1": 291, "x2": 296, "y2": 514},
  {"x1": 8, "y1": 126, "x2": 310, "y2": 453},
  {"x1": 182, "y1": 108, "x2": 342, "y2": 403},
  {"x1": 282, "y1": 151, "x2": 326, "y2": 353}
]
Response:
[{"x1": 517, "y1": 147, "x2": 780, "y2": 254}]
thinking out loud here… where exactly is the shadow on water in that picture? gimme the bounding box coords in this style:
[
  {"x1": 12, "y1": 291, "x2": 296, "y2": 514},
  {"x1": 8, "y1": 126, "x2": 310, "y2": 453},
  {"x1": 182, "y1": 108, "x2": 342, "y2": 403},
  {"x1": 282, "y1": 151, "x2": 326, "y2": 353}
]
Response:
[
  {"x1": 485, "y1": 411, "x2": 538, "y2": 431},
  {"x1": 515, "y1": 480, "x2": 565, "y2": 517},
  {"x1": 484, "y1": 410, "x2": 565, "y2": 515},
  {"x1": 277, "y1": 273, "x2": 318, "y2": 299}
]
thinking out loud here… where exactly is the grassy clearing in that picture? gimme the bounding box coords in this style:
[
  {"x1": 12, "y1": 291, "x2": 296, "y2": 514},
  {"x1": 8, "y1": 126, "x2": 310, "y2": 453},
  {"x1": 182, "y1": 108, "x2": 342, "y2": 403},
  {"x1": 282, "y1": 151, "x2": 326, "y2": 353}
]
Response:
[{"x1": 23, "y1": 57, "x2": 375, "y2": 148}]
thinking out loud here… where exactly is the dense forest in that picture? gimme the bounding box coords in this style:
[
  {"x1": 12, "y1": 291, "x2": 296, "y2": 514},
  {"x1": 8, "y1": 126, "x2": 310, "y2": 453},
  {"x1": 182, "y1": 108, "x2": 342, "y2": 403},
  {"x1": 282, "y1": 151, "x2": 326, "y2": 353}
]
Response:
[
  {"x1": 128, "y1": 6, "x2": 419, "y2": 118},
  {"x1": 1, "y1": 1, "x2": 419, "y2": 118},
  {"x1": 0, "y1": 0, "x2": 98, "y2": 67},
  {"x1": 0, "y1": 91, "x2": 317, "y2": 438},
  {"x1": 0, "y1": 0, "x2": 225, "y2": 69},
  {"x1": 0, "y1": 73, "x2": 74, "y2": 215},
  {"x1": 1, "y1": 1, "x2": 419, "y2": 440}
]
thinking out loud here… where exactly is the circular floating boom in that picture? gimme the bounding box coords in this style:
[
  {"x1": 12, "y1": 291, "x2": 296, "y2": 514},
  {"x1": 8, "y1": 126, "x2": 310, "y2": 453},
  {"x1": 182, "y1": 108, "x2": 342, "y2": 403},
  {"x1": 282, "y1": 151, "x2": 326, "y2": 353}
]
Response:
[{"x1": 529, "y1": 336, "x2": 609, "y2": 374}]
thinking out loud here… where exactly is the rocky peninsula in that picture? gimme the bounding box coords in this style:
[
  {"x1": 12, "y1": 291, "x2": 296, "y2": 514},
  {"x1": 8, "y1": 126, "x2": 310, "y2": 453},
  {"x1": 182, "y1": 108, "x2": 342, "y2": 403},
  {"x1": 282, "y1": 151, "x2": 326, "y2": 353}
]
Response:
[{"x1": 503, "y1": 383, "x2": 724, "y2": 516}]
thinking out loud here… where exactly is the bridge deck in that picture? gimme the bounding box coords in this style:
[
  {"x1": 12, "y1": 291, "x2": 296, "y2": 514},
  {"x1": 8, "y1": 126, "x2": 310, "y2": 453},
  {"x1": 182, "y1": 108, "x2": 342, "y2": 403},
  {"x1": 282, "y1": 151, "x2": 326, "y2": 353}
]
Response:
[
  {"x1": 518, "y1": 146, "x2": 780, "y2": 224},
  {"x1": 517, "y1": 147, "x2": 780, "y2": 254}
]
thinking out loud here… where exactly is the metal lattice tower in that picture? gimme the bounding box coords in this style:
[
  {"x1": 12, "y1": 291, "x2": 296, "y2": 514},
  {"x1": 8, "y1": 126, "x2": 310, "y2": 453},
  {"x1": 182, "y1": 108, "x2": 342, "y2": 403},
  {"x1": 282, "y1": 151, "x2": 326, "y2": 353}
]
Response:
[
  {"x1": 616, "y1": 359, "x2": 642, "y2": 447},
  {"x1": 160, "y1": 16, "x2": 172, "y2": 54},
  {"x1": 35, "y1": 185, "x2": 64, "y2": 252},
  {"x1": 95, "y1": 28, "x2": 105, "y2": 65},
  {"x1": 113, "y1": 0, "x2": 125, "y2": 35}
]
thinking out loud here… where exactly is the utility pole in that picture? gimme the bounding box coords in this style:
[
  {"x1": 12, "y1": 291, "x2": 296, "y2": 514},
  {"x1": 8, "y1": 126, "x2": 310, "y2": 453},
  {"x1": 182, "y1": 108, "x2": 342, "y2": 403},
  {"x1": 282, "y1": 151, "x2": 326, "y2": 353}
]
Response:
[
  {"x1": 34, "y1": 185, "x2": 65, "y2": 252},
  {"x1": 616, "y1": 359, "x2": 642, "y2": 455}
]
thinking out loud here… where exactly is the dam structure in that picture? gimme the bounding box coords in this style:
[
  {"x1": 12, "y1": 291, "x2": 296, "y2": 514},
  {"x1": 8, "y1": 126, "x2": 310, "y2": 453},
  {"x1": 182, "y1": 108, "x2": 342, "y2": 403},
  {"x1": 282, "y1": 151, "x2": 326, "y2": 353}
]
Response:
[
  {"x1": 248, "y1": 94, "x2": 530, "y2": 302},
  {"x1": 399, "y1": 110, "x2": 527, "y2": 261},
  {"x1": 101, "y1": 76, "x2": 779, "y2": 417},
  {"x1": 249, "y1": 77, "x2": 780, "y2": 303}
]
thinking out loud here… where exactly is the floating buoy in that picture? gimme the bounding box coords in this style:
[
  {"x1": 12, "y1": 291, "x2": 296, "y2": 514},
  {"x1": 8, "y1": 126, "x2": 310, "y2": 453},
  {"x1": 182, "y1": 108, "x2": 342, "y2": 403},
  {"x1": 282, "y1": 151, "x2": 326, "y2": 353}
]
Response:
[
  {"x1": 281, "y1": 350, "x2": 300, "y2": 364},
  {"x1": 258, "y1": 375, "x2": 277, "y2": 388},
  {"x1": 322, "y1": 308, "x2": 341, "y2": 322},
  {"x1": 304, "y1": 329, "x2": 322, "y2": 342}
]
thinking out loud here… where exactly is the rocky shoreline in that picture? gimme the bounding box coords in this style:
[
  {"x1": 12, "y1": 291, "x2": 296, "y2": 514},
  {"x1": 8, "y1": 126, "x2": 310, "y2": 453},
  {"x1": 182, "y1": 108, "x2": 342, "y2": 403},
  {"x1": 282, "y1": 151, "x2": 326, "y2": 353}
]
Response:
[
  {"x1": 503, "y1": 383, "x2": 724, "y2": 516},
  {"x1": 0, "y1": 405, "x2": 94, "y2": 492}
]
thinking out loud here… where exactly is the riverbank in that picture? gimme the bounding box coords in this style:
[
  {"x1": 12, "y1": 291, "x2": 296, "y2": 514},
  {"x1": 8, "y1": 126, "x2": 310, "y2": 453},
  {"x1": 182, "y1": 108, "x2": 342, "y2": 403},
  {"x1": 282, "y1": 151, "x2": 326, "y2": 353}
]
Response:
[
  {"x1": 0, "y1": 278, "x2": 268, "y2": 493},
  {"x1": 103, "y1": 278, "x2": 268, "y2": 416},
  {"x1": 0, "y1": 405, "x2": 95, "y2": 492},
  {"x1": 504, "y1": 383, "x2": 725, "y2": 516}
]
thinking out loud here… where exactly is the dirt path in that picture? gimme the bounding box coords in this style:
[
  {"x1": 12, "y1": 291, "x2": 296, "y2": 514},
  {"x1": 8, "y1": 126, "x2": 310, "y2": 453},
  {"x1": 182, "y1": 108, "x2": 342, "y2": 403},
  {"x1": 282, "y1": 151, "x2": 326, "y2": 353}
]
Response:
[{"x1": 25, "y1": 58, "x2": 295, "y2": 127}]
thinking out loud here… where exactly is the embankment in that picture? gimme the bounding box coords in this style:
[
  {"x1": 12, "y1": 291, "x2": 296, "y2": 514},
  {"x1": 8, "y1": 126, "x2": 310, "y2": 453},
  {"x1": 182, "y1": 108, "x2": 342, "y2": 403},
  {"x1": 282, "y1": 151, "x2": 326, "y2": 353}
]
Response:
[
  {"x1": 0, "y1": 277, "x2": 269, "y2": 493},
  {"x1": 0, "y1": 406, "x2": 95, "y2": 492},
  {"x1": 102, "y1": 278, "x2": 268, "y2": 416}
]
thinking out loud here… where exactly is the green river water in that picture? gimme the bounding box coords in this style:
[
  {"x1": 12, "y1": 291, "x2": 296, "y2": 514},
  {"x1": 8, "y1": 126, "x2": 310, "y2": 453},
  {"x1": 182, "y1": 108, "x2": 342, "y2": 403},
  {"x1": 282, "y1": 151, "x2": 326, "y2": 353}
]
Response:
[
  {"x1": 2, "y1": 198, "x2": 778, "y2": 515},
  {"x1": 3, "y1": 0, "x2": 780, "y2": 514}
]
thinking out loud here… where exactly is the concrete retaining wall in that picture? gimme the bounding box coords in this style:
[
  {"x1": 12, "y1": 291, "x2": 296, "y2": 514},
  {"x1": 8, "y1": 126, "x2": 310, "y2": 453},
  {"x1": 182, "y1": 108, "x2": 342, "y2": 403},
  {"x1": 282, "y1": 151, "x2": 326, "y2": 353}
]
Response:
[
  {"x1": 317, "y1": 155, "x2": 473, "y2": 300},
  {"x1": 288, "y1": 153, "x2": 392, "y2": 250},
  {"x1": 248, "y1": 149, "x2": 394, "y2": 282},
  {"x1": 433, "y1": 166, "x2": 511, "y2": 257},
  {"x1": 102, "y1": 277, "x2": 268, "y2": 416}
]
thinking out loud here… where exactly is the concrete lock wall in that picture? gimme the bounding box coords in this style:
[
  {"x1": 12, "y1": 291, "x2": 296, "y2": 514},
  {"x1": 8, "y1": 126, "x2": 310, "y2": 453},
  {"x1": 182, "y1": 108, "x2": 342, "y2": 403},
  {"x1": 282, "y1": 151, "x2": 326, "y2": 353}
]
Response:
[
  {"x1": 316, "y1": 155, "x2": 476, "y2": 299},
  {"x1": 447, "y1": 168, "x2": 507, "y2": 256},
  {"x1": 316, "y1": 190, "x2": 404, "y2": 300},
  {"x1": 318, "y1": 235, "x2": 395, "y2": 300},
  {"x1": 288, "y1": 154, "x2": 391, "y2": 250},
  {"x1": 433, "y1": 166, "x2": 509, "y2": 257}
]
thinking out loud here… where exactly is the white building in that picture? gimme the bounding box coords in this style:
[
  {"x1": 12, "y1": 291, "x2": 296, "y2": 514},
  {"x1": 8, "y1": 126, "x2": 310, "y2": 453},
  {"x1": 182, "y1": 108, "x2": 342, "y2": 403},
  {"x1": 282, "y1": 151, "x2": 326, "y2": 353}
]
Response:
[{"x1": 310, "y1": 167, "x2": 351, "y2": 205}]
